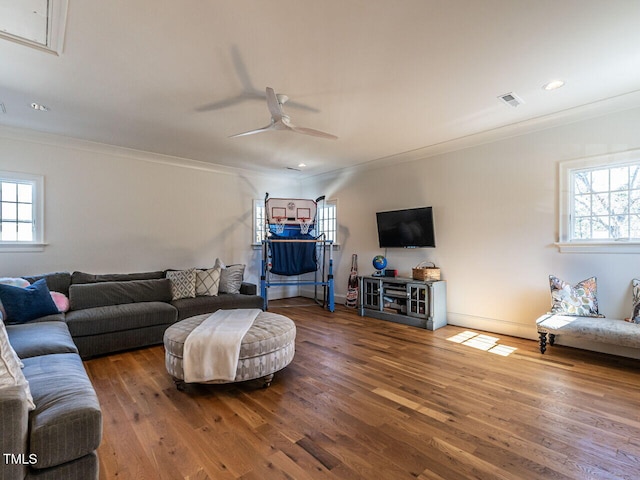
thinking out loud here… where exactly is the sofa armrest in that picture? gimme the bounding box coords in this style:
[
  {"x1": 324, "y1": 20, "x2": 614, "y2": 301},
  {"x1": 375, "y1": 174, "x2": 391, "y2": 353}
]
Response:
[
  {"x1": 239, "y1": 282, "x2": 257, "y2": 296},
  {"x1": 0, "y1": 385, "x2": 29, "y2": 480}
]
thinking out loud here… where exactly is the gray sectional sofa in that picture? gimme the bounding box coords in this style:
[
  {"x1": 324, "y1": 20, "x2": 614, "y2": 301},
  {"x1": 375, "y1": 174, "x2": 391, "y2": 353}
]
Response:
[
  {"x1": 23, "y1": 269, "x2": 263, "y2": 358},
  {"x1": 2, "y1": 317, "x2": 102, "y2": 480},
  {"x1": 0, "y1": 267, "x2": 263, "y2": 479}
]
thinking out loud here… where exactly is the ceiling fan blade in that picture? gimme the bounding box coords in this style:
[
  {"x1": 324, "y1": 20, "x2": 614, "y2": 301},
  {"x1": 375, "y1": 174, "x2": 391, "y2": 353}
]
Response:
[
  {"x1": 265, "y1": 87, "x2": 283, "y2": 119},
  {"x1": 228, "y1": 124, "x2": 273, "y2": 138},
  {"x1": 289, "y1": 125, "x2": 338, "y2": 140},
  {"x1": 196, "y1": 94, "x2": 246, "y2": 112}
]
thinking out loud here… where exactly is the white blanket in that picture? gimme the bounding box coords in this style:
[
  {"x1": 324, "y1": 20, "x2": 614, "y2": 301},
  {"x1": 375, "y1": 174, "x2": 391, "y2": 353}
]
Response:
[{"x1": 183, "y1": 309, "x2": 261, "y2": 383}]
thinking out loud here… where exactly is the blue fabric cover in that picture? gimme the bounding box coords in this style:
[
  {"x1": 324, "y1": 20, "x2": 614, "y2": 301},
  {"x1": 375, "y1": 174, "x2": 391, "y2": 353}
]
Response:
[
  {"x1": 0, "y1": 279, "x2": 59, "y2": 323},
  {"x1": 269, "y1": 233, "x2": 318, "y2": 276}
]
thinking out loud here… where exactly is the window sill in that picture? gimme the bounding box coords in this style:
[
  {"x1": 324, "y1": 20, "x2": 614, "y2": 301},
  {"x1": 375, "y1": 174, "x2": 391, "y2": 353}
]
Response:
[
  {"x1": 555, "y1": 241, "x2": 640, "y2": 254},
  {"x1": 252, "y1": 243, "x2": 341, "y2": 250},
  {"x1": 0, "y1": 243, "x2": 47, "y2": 253}
]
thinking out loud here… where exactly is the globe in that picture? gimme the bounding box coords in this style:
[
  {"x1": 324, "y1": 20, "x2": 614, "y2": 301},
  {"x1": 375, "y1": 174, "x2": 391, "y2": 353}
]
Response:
[{"x1": 372, "y1": 255, "x2": 387, "y2": 271}]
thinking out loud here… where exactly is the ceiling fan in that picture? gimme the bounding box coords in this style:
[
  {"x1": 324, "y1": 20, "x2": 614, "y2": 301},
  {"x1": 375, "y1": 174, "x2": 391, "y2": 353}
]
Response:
[{"x1": 229, "y1": 87, "x2": 338, "y2": 140}]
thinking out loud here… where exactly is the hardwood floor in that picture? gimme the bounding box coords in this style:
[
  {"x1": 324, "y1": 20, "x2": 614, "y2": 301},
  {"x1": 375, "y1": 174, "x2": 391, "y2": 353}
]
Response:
[{"x1": 84, "y1": 301, "x2": 640, "y2": 479}]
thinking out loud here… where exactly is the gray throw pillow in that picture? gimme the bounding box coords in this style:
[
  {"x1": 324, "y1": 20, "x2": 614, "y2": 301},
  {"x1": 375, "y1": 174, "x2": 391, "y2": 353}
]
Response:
[{"x1": 219, "y1": 264, "x2": 245, "y2": 294}]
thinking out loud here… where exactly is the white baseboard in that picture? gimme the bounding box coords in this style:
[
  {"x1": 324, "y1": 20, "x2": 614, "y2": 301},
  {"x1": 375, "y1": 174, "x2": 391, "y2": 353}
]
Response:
[
  {"x1": 299, "y1": 287, "x2": 347, "y2": 307},
  {"x1": 446, "y1": 312, "x2": 539, "y2": 340},
  {"x1": 447, "y1": 312, "x2": 640, "y2": 360}
]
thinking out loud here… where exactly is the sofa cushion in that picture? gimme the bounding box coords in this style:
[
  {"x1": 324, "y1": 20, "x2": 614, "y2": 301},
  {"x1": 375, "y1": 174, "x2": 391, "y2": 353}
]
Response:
[
  {"x1": 65, "y1": 302, "x2": 177, "y2": 337},
  {"x1": 537, "y1": 314, "x2": 640, "y2": 348},
  {"x1": 548, "y1": 275, "x2": 603, "y2": 317},
  {"x1": 172, "y1": 293, "x2": 264, "y2": 321},
  {"x1": 0, "y1": 279, "x2": 59, "y2": 324},
  {"x1": 22, "y1": 272, "x2": 72, "y2": 297},
  {"x1": 0, "y1": 277, "x2": 31, "y2": 320},
  {"x1": 68, "y1": 278, "x2": 173, "y2": 310},
  {"x1": 166, "y1": 268, "x2": 197, "y2": 300},
  {"x1": 50, "y1": 291, "x2": 70, "y2": 313},
  {"x1": 196, "y1": 267, "x2": 221, "y2": 296},
  {"x1": 22, "y1": 353, "x2": 102, "y2": 469},
  {"x1": 219, "y1": 263, "x2": 245, "y2": 294},
  {"x1": 72, "y1": 270, "x2": 165, "y2": 284},
  {"x1": 630, "y1": 279, "x2": 640, "y2": 324},
  {"x1": 25, "y1": 313, "x2": 66, "y2": 324},
  {"x1": 6, "y1": 321, "x2": 78, "y2": 359}
]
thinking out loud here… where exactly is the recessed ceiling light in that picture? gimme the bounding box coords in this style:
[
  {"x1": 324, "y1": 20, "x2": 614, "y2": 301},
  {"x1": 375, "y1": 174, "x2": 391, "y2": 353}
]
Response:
[
  {"x1": 543, "y1": 80, "x2": 565, "y2": 91},
  {"x1": 30, "y1": 102, "x2": 49, "y2": 111},
  {"x1": 298, "y1": 163, "x2": 306, "y2": 168}
]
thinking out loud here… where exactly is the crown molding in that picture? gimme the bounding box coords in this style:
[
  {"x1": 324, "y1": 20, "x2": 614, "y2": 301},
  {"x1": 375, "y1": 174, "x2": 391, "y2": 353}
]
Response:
[
  {"x1": 0, "y1": 125, "x2": 283, "y2": 179},
  {"x1": 304, "y1": 89, "x2": 640, "y2": 183}
]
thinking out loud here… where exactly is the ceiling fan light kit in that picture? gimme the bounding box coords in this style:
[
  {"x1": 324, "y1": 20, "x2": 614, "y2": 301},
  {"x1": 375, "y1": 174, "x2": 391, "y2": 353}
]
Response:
[{"x1": 230, "y1": 87, "x2": 338, "y2": 140}]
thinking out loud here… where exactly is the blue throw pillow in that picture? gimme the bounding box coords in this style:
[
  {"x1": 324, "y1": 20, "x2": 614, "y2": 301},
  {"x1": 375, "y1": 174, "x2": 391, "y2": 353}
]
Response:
[{"x1": 0, "y1": 279, "x2": 59, "y2": 323}]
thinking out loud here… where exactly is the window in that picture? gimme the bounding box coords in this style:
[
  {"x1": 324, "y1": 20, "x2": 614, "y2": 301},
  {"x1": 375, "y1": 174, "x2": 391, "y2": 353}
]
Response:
[
  {"x1": 252, "y1": 198, "x2": 338, "y2": 245},
  {"x1": 253, "y1": 199, "x2": 266, "y2": 245},
  {"x1": 0, "y1": 171, "x2": 44, "y2": 250},
  {"x1": 315, "y1": 200, "x2": 338, "y2": 244},
  {"x1": 558, "y1": 150, "x2": 640, "y2": 253}
]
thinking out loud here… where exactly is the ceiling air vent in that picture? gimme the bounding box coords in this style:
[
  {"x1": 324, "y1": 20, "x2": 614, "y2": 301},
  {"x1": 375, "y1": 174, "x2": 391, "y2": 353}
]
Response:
[
  {"x1": 498, "y1": 92, "x2": 524, "y2": 108},
  {"x1": 0, "y1": 102, "x2": 6, "y2": 114}
]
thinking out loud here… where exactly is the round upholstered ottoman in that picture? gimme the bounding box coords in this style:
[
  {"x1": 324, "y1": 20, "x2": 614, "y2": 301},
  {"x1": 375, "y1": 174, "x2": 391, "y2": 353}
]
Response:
[{"x1": 164, "y1": 310, "x2": 295, "y2": 389}]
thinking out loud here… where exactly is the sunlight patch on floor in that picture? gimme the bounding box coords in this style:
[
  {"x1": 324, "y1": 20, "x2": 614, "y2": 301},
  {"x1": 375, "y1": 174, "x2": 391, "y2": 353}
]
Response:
[{"x1": 447, "y1": 331, "x2": 517, "y2": 356}]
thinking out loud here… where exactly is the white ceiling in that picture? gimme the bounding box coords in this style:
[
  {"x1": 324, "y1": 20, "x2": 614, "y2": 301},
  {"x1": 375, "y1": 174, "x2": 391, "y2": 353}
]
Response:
[{"x1": 1, "y1": 0, "x2": 640, "y2": 177}]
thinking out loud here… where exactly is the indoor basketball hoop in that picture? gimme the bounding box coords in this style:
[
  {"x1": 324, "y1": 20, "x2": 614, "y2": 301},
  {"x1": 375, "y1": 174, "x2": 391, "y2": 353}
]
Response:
[
  {"x1": 273, "y1": 216, "x2": 286, "y2": 235},
  {"x1": 298, "y1": 218, "x2": 312, "y2": 235}
]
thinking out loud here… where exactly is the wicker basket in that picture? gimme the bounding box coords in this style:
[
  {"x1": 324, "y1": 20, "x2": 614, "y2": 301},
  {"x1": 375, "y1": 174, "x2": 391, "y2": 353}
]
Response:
[{"x1": 412, "y1": 261, "x2": 441, "y2": 281}]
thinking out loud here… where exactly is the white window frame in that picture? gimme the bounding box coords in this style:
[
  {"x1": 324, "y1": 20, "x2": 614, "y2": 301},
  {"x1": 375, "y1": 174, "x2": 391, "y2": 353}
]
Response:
[
  {"x1": 0, "y1": 171, "x2": 45, "y2": 252},
  {"x1": 252, "y1": 198, "x2": 339, "y2": 247},
  {"x1": 557, "y1": 149, "x2": 640, "y2": 253},
  {"x1": 315, "y1": 199, "x2": 338, "y2": 245},
  {"x1": 252, "y1": 199, "x2": 266, "y2": 246}
]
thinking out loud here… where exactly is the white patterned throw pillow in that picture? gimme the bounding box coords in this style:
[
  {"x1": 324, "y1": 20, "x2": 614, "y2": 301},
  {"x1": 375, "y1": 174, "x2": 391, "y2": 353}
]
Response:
[
  {"x1": 196, "y1": 267, "x2": 221, "y2": 296},
  {"x1": 628, "y1": 279, "x2": 640, "y2": 324},
  {"x1": 166, "y1": 268, "x2": 196, "y2": 300},
  {"x1": 0, "y1": 318, "x2": 35, "y2": 410}
]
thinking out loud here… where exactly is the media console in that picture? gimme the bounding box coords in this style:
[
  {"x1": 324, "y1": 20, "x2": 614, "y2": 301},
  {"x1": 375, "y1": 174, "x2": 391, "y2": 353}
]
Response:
[{"x1": 358, "y1": 276, "x2": 447, "y2": 330}]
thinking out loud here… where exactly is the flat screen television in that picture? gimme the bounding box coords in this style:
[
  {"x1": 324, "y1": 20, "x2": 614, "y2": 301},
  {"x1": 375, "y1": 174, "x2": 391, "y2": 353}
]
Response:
[{"x1": 376, "y1": 206, "x2": 436, "y2": 248}]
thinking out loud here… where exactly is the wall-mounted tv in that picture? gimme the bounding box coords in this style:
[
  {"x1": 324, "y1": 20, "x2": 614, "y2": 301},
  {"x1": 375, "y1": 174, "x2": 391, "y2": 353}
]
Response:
[{"x1": 376, "y1": 206, "x2": 436, "y2": 248}]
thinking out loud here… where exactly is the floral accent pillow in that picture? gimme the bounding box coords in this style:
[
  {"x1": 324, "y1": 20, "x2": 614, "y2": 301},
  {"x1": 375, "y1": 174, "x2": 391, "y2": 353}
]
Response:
[
  {"x1": 627, "y1": 279, "x2": 640, "y2": 324},
  {"x1": 548, "y1": 275, "x2": 603, "y2": 317}
]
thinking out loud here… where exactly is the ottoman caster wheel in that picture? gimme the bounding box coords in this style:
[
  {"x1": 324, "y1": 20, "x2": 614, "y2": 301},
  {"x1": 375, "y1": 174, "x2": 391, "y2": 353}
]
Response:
[
  {"x1": 262, "y1": 374, "x2": 274, "y2": 388},
  {"x1": 174, "y1": 378, "x2": 186, "y2": 391}
]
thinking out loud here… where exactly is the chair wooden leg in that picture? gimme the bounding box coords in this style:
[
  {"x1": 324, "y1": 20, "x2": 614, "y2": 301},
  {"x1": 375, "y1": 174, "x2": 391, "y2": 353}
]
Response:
[
  {"x1": 538, "y1": 332, "x2": 547, "y2": 354},
  {"x1": 549, "y1": 333, "x2": 556, "y2": 346},
  {"x1": 173, "y1": 377, "x2": 186, "y2": 391}
]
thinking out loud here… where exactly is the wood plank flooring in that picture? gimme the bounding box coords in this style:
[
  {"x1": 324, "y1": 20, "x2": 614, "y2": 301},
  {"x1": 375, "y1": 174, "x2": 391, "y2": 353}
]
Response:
[{"x1": 84, "y1": 300, "x2": 640, "y2": 479}]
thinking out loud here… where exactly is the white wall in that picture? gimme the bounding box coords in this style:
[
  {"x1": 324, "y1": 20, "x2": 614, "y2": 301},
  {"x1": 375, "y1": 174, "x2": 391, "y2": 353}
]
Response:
[
  {"x1": 0, "y1": 128, "x2": 298, "y2": 288},
  {"x1": 303, "y1": 106, "x2": 640, "y2": 358},
  {"x1": 4, "y1": 106, "x2": 640, "y2": 358}
]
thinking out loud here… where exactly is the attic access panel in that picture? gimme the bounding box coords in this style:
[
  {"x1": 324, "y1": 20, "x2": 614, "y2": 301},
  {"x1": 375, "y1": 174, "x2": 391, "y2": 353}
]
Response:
[
  {"x1": 0, "y1": 0, "x2": 48, "y2": 45},
  {"x1": 0, "y1": 0, "x2": 67, "y2": 53}
]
